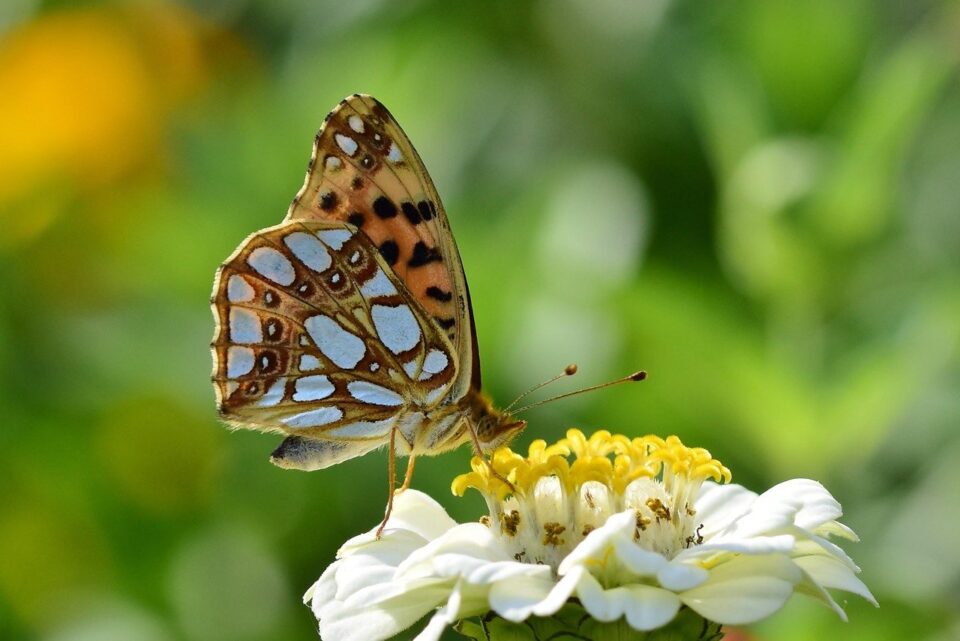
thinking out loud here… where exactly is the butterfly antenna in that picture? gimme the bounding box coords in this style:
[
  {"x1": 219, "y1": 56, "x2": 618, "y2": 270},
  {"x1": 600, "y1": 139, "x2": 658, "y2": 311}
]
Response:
[
  {"x1": 511, "y1": 370, "x2": 647, "y2": 415},
  {"x1": 503, "y1": 364, "x2": 579, "y2": 412}
]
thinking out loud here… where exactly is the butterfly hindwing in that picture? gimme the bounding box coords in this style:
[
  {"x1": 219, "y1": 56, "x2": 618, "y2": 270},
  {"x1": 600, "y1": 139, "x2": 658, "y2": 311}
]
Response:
[
  {"x1": 211, "y1": 219, "x2": 458, "y2": 442},
  {"x1": 285, "y1": 94, "x2": 479, "y2": 397}
]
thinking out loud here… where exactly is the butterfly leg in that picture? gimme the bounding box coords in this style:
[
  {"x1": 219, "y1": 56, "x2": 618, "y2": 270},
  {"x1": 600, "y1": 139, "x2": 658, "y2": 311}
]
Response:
[
  {"x1": 398, "y1": 455, "x2": 417, "y2": 493},
  {"x1": 465, "y1": 421, "x2": 516, "y2": 493},
  {"x1": 375, "y1": 427, "x2": 399, "y2": 539}
]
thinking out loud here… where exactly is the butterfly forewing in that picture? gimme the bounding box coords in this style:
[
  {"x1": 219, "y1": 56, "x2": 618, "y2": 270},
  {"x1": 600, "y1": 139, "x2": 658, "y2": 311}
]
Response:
[
  {"x1": 211, "y1": 220, "x2": 458, "y2": 442},
  {"x1": 285, "y1": 94, "x2": 479, "y2": 397}
]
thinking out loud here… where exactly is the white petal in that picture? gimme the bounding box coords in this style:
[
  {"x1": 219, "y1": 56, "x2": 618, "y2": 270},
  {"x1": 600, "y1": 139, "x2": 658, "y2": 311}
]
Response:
[
  {"x1": 532, "y1": 566, "x2": 583, "y2": 617},
  {"x1": 398, "y1": 523, "x2": 508, "y2": 580},
  {"x1": 575, "y1": 571, "x2": 680, "y2": 629},
  {"x1": 339, "y1": 529, "x2": 430, "y2": 566},
  {"x1": 488, "y1": 573, "x2": 558, "y2": 622},
  {"x1": 794, "y1": 555, "x2": 878, "y2": 606},
  {"x1": 558, "y1": 510, "x2": 634, "y2": 574},
  {"x1": 657, "y1": 561, "x2": 709, "y2": 591},
  {"x1": 680, "y1": 554, "x2": 801, "y2": 625},
  {"x1": 721, "y1": 499, "x2": 799, "y2": 540},
  {"x1": 758, "y1": 479, "x2": 842, "y2": 531},
  {"x1": 384, "y1": 488, "x2": 454, "y2": 533},
  {"x1": 622, "y1": 584, "x2": 682, "y2": 631},
  {"x1": 415, "y1": 607, "x2": 455, "y2": 641},
  {"x1": 814, "y1": 520, "x2": 859, "y2": 542},
  {"x1": 673, "y1": 534, "x2": 796, "y2": 563},
  {"x1": 462, "y1": 559, "x2": 552, "y2": 585},
  {"x1": 575, "y1": 570, "x2": 623, "y2": 622},
  {"x1": 415, "y1": 583, "x2": 485, "y2": 641},
  {"x1": 794, "y1": 567, "x2": 848, "y2": 621},
  {"x1": 695, "y1": 482, "x2": 757, "y2": 538},
  {"x1": 332, "y1": 557, "x2": 397, "y2": 601},
  {"x1": 613, "y1": 537, "x2": 668, "y2": 575},
  {"x1": 346, "y1": 490, "x2": 457, "y2": 545},
  {"x1": 794, "y1": 529, "x2": 859, "y2": 571},
  {"x1": 306, "y1": 561, "x2": 343, "y2": 618},
  {"x1": 320, "y1": 583, "x2": 452, "y2": 641}
]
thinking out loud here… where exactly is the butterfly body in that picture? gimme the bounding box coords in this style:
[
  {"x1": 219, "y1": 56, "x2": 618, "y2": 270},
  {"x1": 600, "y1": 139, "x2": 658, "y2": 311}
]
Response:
[{"x1": 211, "y1": 95, "x2": 525, "y2": 485}]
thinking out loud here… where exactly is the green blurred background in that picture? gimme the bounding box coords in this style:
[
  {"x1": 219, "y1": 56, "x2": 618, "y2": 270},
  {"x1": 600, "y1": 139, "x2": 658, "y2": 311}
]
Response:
[{"x1": 1, "y1": 1, "x2": 958, "y2": 639}]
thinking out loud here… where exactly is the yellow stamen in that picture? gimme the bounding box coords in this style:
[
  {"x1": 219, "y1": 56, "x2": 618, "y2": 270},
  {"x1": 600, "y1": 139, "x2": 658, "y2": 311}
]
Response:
[{"x1": 451, "y1": 429, "x2": 731, "y2": 499}]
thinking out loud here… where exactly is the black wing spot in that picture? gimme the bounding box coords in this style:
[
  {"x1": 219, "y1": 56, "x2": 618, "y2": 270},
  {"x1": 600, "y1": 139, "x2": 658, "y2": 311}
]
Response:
[
  {"x1": 401, "y1": 201, "x2": 422, "y2": 225},
  {"x1": 378, "y1": 240, "x2": 399, "y2": 266},
  {"x1": 263, "y1": 318, "x2": 283, "y2": 341},
  {"x1": 417, "y1": 200, "x2": 434, "y2": 221},
  {"x1": 258, "y1": 351, "x2": 277, "y2": 373},
  {"x1": 319, "y1": 191, "x2": 338, "y2": 211},
  {"x1": 361, "y1": 154, "x2": 375, "y2": 169},
  {"x1": 347, "y1": 212, "x2": 364, "y2": 227},
  {"x1": 373, "y1": 196, "x2": 398, "y2": 219},
  {"x1": 351, "y1": 176, "x2": 364, "y2": 190},
  {"x1": 425, "y1": 286, "x2": 452, "y2": 302},
  {"x1": 408, "y1": 241, "x2": 442, "y2": 267},
  {"x1": 434, "y1": 316, "x2": 455, "y2": 330}
]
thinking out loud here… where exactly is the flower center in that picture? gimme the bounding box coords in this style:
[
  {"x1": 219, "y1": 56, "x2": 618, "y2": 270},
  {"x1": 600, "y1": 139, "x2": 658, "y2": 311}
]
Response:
[{"x1": 452, "y1": 429, "x2": 731, "y2": 571}]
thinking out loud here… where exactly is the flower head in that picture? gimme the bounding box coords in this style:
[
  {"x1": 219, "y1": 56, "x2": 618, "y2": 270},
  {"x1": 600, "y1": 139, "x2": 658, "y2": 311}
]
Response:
[
  {"x1": 452, "y1": 430, "x2": 730, "y2": 570},
  {"x1": 307, "y1": 430, "x2": 875, "y2": 640}
]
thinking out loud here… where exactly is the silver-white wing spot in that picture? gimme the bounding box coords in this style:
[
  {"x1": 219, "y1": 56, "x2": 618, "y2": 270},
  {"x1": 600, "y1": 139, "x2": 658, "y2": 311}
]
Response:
[
  {"x1": 227, "y1": 346, "x2": 255, "y2": 378},
  {"x1": 360, "y1": 268, "x2": 398, "y2": 298},
  {"x1": 347, "y1": 115, "x2": 364, "y2": 133},
  {"x1": 248, "y1": 246, "x2": 296, "y2": 286},
  {"x1": 229, "y1": 308, "x2": 262, "y2": 343},
  {"x1": 335, "y1": 133, "x2": 358, "y2": 156},
  {"x1": 387, "y1": 142, "x2": 403, "y2": 163},
  {"x1": 304, "y1": 315, "x2": 366, "y2": 369},
  {"x1": 227, "y1": 275, "x2": 255, "y2": 302},
  {"x1": 325, "y1": 156, "x2": 342, "y2": 170},
  {"x1": 318, "y1": 228, "x2": 353, "y2": 250},
  {"x1": 282, "y1": 407, "x2": 345, "y2": 429},
  {"x1": 293, "y1": 375, "x2": 335, "y2": 402},
  {"x1": 371, "y1": 304, "x2": 421, "y2": 354},
  {"x1": 347, "y1": 381, "x2": 404, "y2": 406},
  {"x1": 284, "y1": 232, "x2": 332, "y2": 272},
  {"x1": 419, "y1": 349, "x2": 449, "y2": 380},
  {"x1": 402, "y1": 359, "x2": 419, "y2": 378},
  {"x1": 257, "y1": 377, "x2": 288, "y2": 407},
  {"x1": 326, "y1": 418, "x2": 394, "y2": 439},
  {"x1": 299, "y1": 355, "x2": 322, "y2": 371}
]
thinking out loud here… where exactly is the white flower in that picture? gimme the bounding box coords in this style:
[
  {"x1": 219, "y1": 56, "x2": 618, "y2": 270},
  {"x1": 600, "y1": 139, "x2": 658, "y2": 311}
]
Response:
[{"x1": 306, "y1": 430, "x2": 876, "y2": 640}]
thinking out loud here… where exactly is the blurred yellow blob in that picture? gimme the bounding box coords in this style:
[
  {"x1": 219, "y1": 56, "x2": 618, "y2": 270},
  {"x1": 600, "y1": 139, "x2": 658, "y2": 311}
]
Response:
[{"x1": 0, "y1": 5, "x2": 209, "y2": 242}]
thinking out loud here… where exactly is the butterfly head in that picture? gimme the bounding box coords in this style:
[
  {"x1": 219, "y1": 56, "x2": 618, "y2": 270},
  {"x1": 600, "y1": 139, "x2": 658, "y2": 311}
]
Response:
[
  {"x1": 465, "y1": 391, "x2": 527, "y2": 453},
  {"x1": 476, "y1": 414, "x2": 527, "y2": 453}
]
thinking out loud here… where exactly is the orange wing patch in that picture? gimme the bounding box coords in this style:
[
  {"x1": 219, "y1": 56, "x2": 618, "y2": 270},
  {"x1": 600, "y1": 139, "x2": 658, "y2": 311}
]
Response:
[{"x1": 286, "y1": 95, "x2": 458, "y2": 340}]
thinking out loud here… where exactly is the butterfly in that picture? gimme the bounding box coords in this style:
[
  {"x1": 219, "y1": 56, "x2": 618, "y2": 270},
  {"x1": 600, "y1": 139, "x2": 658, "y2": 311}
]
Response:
[{"x1": 211, "y1": 94, "x2": 526, "y2": 530}]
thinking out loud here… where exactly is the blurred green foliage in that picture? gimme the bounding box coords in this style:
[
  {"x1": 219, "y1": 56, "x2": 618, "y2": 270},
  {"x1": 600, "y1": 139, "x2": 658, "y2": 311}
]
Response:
[{"x1": 1, "y1": 1, "x2": 958, "y2": 640}]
